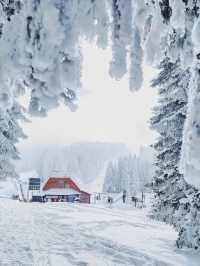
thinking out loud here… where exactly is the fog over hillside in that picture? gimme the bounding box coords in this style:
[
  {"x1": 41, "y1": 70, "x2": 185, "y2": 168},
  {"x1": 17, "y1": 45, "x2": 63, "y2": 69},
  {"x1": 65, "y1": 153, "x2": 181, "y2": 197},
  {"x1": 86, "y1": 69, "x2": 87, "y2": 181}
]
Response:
[
  {"x1": 103, "y1": 147, "x2": 155, "y2": 195},
  {"x1": 15, "y1": 142, "x2": 130, "y2": 185}
]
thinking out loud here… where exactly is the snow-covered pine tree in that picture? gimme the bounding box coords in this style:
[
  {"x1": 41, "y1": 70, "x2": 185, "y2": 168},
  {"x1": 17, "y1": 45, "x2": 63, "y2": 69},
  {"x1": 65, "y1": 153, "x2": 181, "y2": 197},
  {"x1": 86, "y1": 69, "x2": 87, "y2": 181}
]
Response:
[
  {"x1": 103, "y1": 158, "x2": 128, "y2": 193},
  {"x1": 176, "y1": 189, "x2": 200, "y2": 249},
  {"x1": 109, "y1": 0, "x2": 133, "y2": 80},
  {"x1": 0, "y1": 101, "x2": 27, "y2": 179},
  {"x1": 0, "y1": 0, "x2": 22, "y2": 22},
  {"x1": 103, "y1": 154, "x2": 153, "y2": 196},
  {"x1": 129, "y1": 25, "x2": 143, "y2": 91},
  {"x1": 150, "y1": 58, "x2": 195, "y2": 226},
  {"x1": 103, "y1": 157, "x2": 129, "y2": 194},
  {"x1": 103, "y1": 161, "x2": 117, "y2": 193}
]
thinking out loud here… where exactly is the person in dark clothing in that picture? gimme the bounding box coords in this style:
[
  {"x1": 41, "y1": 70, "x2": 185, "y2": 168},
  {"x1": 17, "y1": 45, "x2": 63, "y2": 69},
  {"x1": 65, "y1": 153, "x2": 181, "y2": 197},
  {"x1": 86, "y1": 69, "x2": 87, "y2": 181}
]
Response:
[
  {"x1": 131, "y1": 196, "x2": 137, "y2": 207},
  {"x1": 122, "y1": 190, "x2": 126, "y2": 203},
  {"x1": 107, "y1": 196, "x2": 113, "y2": 205}
]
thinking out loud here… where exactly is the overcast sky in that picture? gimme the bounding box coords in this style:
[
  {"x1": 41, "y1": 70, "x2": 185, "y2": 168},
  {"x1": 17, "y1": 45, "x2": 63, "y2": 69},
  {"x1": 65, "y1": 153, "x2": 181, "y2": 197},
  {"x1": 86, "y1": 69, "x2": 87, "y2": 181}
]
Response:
[{"x1": 18, "y1": 40, "x2": 157, "y2": 152}]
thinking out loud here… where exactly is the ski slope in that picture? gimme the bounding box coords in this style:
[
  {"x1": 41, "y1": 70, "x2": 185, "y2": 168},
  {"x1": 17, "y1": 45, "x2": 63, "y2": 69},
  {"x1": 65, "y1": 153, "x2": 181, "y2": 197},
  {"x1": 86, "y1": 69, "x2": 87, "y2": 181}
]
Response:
[{"x1": 0, "y1": 199, "x2": 199, "y2": 266}]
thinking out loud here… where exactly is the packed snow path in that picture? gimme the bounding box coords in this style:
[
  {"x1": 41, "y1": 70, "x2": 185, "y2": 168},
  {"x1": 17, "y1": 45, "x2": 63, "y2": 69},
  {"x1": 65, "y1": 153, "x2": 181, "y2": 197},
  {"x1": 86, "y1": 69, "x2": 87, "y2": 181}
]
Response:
[{"x1": 0, "y1": 200, "x2": 199, "y2": 266}]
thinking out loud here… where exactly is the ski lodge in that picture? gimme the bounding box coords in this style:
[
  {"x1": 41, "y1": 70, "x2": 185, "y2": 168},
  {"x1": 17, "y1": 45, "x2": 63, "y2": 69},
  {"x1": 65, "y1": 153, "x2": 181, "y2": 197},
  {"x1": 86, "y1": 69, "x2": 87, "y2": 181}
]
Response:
[{"x1": 41, "y1": 176, "x2": 90, "y2": 203}]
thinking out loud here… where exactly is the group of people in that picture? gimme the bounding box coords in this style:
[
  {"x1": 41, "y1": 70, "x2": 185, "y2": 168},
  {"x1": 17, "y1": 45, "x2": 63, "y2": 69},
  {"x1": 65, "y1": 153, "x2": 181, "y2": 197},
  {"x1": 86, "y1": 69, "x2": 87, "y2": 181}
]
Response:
[{"x1": 107, "y1": 191, "x2": 145, "y2": 207}]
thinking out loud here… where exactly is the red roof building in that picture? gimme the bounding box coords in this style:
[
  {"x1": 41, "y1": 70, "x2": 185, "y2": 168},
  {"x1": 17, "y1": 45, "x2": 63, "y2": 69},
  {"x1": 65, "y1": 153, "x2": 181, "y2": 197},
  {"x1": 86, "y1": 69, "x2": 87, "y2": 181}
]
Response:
[{"x1": 42, "y1": 177, "x2": 90, "y2": 204}]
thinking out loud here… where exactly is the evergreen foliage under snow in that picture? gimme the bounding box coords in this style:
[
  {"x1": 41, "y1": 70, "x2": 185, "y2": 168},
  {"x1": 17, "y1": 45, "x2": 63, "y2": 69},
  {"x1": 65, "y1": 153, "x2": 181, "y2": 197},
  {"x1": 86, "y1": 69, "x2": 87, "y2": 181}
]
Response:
[
  {"x1": 150, "y1": 58, "x2": 195, "y2": 232},
  {"x1": 103, "y1": 151, "x2": 154, "y2": 197}
]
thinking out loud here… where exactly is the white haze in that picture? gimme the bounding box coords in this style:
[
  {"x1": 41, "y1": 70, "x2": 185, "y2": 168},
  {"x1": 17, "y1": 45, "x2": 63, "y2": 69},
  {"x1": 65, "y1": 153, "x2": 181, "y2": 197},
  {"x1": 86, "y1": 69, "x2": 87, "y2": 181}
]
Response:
[{"x1": 18, "y1": 41, "x2": 157, "y2": 153}]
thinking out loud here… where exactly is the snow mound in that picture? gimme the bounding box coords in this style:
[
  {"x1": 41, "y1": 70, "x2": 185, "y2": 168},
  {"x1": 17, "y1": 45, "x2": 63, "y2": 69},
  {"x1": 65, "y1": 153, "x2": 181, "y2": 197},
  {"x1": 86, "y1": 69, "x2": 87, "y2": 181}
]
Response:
[{"x1": 0, "y1": 178, "x2": 18, "y2": 198}]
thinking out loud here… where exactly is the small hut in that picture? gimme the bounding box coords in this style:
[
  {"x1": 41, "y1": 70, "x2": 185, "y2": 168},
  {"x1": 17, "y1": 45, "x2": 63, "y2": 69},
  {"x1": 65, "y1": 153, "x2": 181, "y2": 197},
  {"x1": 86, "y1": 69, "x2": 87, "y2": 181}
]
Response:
[{"x1": 42, "y1": 176, "x2": 90, "y2": 203}]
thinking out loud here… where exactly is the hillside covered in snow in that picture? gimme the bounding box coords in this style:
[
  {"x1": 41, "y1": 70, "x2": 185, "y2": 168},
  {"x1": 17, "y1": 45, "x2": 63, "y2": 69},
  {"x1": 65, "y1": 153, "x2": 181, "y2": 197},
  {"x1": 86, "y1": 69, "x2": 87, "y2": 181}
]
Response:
[{"x1": 15, "y1": 142, "x2": 129, "y2": 186}]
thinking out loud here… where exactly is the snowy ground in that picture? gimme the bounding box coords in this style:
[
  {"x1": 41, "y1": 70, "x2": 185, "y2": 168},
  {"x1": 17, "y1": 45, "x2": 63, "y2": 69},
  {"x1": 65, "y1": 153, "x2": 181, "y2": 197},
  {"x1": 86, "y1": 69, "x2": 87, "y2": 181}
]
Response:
[{"x1": 0, "y1": 200, "x2": 199, "y2": 266}]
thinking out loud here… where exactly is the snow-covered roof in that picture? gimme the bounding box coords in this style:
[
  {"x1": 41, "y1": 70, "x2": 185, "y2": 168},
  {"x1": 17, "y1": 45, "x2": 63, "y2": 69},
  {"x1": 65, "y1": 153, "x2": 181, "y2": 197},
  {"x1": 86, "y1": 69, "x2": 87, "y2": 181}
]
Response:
[
  {"x1": 42, "y1": 188, "x2": 80, "y2": 196},
  {"x1": 42, "y1": 177, "x2": 81, "y2": 192}
]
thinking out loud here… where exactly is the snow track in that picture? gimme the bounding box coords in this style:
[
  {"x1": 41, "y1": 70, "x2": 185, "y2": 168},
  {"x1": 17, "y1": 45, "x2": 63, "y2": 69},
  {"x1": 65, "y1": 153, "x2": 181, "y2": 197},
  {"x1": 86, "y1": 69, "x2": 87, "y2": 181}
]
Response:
[{"x1": 0, "y1": 200, "x2": 199, "y2": 266}]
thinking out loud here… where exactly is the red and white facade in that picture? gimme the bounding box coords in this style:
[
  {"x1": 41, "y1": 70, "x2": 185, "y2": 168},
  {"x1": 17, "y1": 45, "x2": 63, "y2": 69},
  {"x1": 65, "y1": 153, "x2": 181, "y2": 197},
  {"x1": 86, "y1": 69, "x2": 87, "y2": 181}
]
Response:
[{"x1": 42, "y1": 177, "x2": 90, "y2": 204}]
